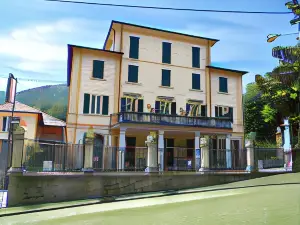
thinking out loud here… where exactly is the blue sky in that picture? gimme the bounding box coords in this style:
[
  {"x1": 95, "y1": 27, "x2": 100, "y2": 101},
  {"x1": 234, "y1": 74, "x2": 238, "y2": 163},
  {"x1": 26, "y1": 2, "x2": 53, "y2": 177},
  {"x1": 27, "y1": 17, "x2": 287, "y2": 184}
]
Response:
[{"x1": 0, "y1": 0, "x2": 298, "y2": 93}]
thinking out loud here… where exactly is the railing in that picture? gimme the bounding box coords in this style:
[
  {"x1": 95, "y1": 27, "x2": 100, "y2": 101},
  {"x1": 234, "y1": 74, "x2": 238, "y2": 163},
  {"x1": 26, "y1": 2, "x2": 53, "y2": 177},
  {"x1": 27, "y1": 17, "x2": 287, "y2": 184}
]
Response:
[
  {"x1": 254, "y1": 148, "x2": 285, "y2": 169},
  {"x1": 22, "y1": 139, "x2": 84, "y2": 172},
  {"x1": 116, "y1": 112, "x2": 232, "y2": 129}
]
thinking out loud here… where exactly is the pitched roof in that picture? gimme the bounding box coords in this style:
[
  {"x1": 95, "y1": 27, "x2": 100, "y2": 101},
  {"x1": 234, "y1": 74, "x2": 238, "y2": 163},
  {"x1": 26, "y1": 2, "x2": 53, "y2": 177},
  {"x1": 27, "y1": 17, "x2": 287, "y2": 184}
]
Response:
[
  {"x1": 207, "y1": 65, "x2": 248, "y2": 75},
  {"x1": 0, "y1": 101, "x2": 66, "y2": 127},
  {"x1": 104, "y1": 20, "x2": 219, "y2": 49}
]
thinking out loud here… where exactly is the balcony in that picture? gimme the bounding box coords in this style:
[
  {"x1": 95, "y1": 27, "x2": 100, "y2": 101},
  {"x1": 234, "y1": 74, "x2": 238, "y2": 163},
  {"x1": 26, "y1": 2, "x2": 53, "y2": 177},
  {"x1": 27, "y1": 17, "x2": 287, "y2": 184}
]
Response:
[{"x1": 114, "y1": 112, "x2": 232, "y2": 129}]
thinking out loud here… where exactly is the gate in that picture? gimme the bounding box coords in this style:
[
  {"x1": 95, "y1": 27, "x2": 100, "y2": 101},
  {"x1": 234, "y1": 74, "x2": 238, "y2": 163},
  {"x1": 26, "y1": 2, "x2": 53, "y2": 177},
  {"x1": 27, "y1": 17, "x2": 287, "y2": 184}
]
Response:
[
  {"x1": 0, "y1": 141, "x2": 9, "y2": 190},
  {"x1": 93, "y1": 137, "x2": 103, "y2": 170}
]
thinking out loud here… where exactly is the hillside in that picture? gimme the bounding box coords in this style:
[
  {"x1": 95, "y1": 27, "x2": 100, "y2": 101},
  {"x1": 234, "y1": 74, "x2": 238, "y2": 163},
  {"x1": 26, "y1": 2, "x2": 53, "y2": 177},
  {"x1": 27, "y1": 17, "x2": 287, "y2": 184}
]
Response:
[
  {"x1": 16, "y1": 84, "x2": 68, "y2": 121},
  {"x1": 0, "y1": 91, "x2": 5, "y2": 104}
]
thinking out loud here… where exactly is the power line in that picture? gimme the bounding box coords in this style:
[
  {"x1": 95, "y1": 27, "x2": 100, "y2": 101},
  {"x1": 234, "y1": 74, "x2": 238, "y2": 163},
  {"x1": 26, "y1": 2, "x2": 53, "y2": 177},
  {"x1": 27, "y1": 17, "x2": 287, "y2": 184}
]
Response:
[
  {"x1": 45, "y1": 0, "x2": 293, "y2": 15},
  {"x1": 0, "y1": 75, "x2": 66, "y2": 84}
]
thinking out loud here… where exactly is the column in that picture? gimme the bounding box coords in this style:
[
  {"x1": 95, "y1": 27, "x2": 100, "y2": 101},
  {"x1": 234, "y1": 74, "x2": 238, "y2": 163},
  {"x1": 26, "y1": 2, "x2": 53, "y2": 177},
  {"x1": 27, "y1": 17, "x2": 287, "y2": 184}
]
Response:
[
  {"x1": 145, "y1": 133, "x2": 158, "y2": 173},
  {"x1": 105, "y1": 135, "x2": 113, "y2": 170},
  {"x1": 118, "y1": 127, "x2": 126, "y2": 171},
  {"x1": 200, "y1": 136, "x2": 210, "y2": 171},
  {"x1": 8, "y1": 126, "x2": 25, "y2": 173},
  {"x1": 246, "y1": 139, "x2": 254, "y2": 172},
  {"x1": 195, "y1": 131, "x2": 201, "y2": 171},
  {"x1": 226, "y1": 134, "x2": 232, "y2": 169},
  {"x1": 158, "y1": 130, "x2": 164, "y2": 172},
  {"x1": 283, "y1": 118, "x2": 292, "y2": 171},
  {"x1": 82, "y1": 137, "x2": 94, "y2": 172}
]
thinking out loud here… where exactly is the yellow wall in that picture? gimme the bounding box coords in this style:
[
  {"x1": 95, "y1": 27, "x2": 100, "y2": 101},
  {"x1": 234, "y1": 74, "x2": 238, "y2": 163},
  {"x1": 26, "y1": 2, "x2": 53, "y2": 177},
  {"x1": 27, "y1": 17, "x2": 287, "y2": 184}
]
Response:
[
  {"x1": 66, "y1": 47, "x2": 121, "y2": 143},
  {"x1": 210, "y1": 70, "x2": 244, "y2": 134}
]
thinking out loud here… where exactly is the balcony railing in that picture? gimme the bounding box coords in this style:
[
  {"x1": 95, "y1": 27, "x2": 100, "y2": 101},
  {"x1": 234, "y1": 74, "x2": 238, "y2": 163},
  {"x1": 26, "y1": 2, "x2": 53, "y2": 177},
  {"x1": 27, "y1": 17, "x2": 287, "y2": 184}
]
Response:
[{"x1": 115, "y1": 112, "x2": 232, "y2": 129}]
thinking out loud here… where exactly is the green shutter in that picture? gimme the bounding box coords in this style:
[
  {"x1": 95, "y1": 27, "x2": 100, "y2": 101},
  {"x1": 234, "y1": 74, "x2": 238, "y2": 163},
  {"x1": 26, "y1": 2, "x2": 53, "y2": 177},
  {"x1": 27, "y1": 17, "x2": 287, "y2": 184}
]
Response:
[
  {"x1": 92, "y1": 60, "x2": 104, "y2": 79},
  {"x1": 91, "y1": 95, "x2": 96, "y2": 114},
  {"x1": 215, "y1": 106, "x2": 219, "y2": 117},
  {"x1": 201, "y1": 105, "x2": 206, "y2": 117},
  {"x1": 229, "y1": 107, "x2": 233, "y2": 122},
  {"x1": 121, "y1": 97, "x2": 126, "y2": 112},
  {"x1": 96, "y1": 96, "x2": 101, "y2": 114},
  {"x1": 138, "y1": 99, "x2": 144, "y2": 112},
  {"x1": 102, "y1": 96, "x2": 109, "y2": 115},
  {"x1": 162, "y1": 69, "x2": 171, "y2": 87},
  {"x1": 83, "y1": 93, "x2": 90, "y2": 114},
  {"x1": 192, "y1": 73, "x2": 200, "y2": 90},
  {"x1": 129, "y1": 36, "x2": 139, "y2": 59},
  {"x1": 162, "y1": 42, "x2": 171, "y2": 64},
  {"x1": 219, "y1": 77, "x2": 228, "y2": 93},
  {"x1": 128, "y1": 65, "x2": 138, "y2": 83},
  {"x1": 192, "y1": 47, "x2": 200, "y2": 68}
]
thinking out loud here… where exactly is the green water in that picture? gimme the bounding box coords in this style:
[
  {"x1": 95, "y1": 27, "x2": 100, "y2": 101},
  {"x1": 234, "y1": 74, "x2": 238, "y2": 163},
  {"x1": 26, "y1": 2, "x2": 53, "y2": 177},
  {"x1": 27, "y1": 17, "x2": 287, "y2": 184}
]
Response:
[{"x1": 2, "y1": 183, "x2": 300, "y2": 225}]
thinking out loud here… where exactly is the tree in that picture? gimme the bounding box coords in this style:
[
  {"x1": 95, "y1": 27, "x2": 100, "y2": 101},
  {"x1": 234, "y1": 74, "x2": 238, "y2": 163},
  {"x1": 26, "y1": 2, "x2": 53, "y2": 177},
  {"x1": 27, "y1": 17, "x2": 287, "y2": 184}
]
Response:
[{"x1": 244, "y1": 83, "x2": 277, "y2": 141}]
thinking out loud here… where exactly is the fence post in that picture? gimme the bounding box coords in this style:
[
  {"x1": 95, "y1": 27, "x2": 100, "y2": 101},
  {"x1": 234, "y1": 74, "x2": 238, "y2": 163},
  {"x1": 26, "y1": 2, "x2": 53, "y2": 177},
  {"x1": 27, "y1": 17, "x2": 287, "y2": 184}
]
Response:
[
  {"x1": 8, "y1": 126, "x2": 25, "y2": 173},
  {"x1": 82, "y1": 137, "x2": 94, "y2": 172},
  {"x1": 226, "y1": 134, "x2": 232, "y2": 169},
  {"x1": 245, "y1": 139, "x2": 255, "y2": 172}
]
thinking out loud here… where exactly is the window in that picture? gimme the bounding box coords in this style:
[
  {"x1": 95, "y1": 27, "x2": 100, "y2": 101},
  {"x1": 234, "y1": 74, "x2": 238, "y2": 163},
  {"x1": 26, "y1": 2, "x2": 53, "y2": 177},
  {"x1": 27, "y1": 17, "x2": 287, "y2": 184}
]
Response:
[
  {"x1": 161, "y1": 69, "x2": 171, "y2": 87},
  {"x1": 186, "y1": 103, "x2": 206, "y2": 117},
  {"x1": 192, "y1": 47, "x2": 200, "y2": 68},
  {"x1": 83, "y1": 94, "x2": 109, "y2": 115},
  {"x1": 192, "y1": 73, "x2": 200, "y2": 90},
  {"x1": 128, "y1": 65, "x2": 139, "y2": 83},
  {"x1": 215, "y1": 106, "x2": 233, "y2": 122},
  {"x1": 2, "y1": 117, "x2": 8, "y2": 132},
  {"x1": 155, "y1": 101, "x2": 176, "y2": 114},
  {"x1": 121, "y1": 97, "x2": 144, "y2": 112},
  {"x1": 219, "y1": 77, "x2": 228, "y2": 93},
  {"x1": 162, "y1": 42, "x2": 171, "y2": 64},
  {"x1": 92, "y1": 60, "x2": 104, "y2": 79},
  {"x1": 129, "y1": 36, "x2": 139, "y2": 59}
]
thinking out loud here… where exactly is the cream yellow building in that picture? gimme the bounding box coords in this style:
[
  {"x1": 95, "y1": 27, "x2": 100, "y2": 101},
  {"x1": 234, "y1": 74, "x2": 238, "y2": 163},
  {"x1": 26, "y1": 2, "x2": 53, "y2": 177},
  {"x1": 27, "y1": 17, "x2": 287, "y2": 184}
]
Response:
[{"x1": 66, "y1": 20, "x2": 247, "y2": 171}]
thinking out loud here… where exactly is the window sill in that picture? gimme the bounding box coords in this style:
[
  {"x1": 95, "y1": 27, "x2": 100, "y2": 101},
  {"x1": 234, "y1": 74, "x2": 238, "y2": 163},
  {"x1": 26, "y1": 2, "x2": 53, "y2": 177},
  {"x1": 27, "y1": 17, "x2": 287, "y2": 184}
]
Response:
[
  {"x1": 90, "y1": 77, "x2": 106, "y2": 81},
  {"x1": 125, "y1": 81, "x2": 142, "y2": 86},
  {"x1": 218, "y1": 92, "x2": 229, "y2": 95},
  {"x1": 159, "y1": 86, "x2": 174, "y2": 89},
  {"x1": 81, "y1": 114, "x2": 110, "y2": 117},
  {"x1": 189, "y1": 89, "x2": 203, "y2": 92}
]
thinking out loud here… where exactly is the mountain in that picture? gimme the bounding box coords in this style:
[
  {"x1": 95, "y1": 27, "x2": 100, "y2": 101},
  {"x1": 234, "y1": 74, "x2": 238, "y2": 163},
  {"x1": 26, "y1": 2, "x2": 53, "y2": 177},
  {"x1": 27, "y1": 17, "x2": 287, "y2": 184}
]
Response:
[
  {"x1": 16, "y1": 84, "x2": 68, "y2": 121},
  {"x1": 0, "y1": 91, "x2": 5, "y2": 104}
]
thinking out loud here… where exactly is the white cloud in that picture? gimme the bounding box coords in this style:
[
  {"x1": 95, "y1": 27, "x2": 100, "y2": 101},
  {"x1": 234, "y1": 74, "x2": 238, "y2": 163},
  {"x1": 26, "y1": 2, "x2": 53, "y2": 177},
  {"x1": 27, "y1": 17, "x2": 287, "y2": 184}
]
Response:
[{"x1": 0, "y1": 18, "x2": 111, "y2": 91}]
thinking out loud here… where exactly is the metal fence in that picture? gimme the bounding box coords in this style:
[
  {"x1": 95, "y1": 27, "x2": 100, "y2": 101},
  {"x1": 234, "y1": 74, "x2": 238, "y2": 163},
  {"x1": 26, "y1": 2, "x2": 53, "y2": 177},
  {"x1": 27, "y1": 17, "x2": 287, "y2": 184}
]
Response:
[
  {"x1": 0, "y1": 140, "x2": 9, "y2": 190},
  {"x1": 254, "y1": 148, "x2": 285, "y2": 169},
  {"x1": 22, "y1": 139, "x2": 84, "y2": 172}
]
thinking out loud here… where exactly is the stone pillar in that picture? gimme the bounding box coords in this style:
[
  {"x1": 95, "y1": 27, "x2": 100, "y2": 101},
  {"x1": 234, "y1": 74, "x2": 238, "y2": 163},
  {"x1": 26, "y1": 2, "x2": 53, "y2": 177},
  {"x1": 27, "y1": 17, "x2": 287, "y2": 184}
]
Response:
[
  {"x1": 82, "y1": 137, "x2": 94, "y2": 172},
  {"x1": 194, "y1": 131, "x2": 201, "y2": 171},
  {"x1": 118, "y1": 128, "x2": 126, "y2": 171},
  {"x1": 199, "y1": 136, "x2": 209, "y2": 171},
  {"x1": 246, "y1": 139, "x2": 255, "y2": 172},
  {"x1": 226, "y1": 134, "x2": 232, "y2": 169},
  {"x1": 145, "y1": 133, "x2": 158, "y2": 173},
  {"x1": 8, "y1": 126, "x2": 25, "y2": 173},
  {"x1": 283, "y1": 118, "x2": 292, "y2": 171},
  {"x1": 158, "y1": 130, "x2": 164, "y2": 172},
  {"x1": 105, "y1": 134, "x2": 113, "y2": 170}
]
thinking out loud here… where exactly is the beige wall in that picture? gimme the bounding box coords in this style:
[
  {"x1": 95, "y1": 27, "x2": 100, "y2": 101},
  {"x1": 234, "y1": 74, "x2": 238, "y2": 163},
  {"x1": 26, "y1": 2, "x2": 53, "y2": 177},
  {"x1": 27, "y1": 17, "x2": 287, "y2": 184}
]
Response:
[
  {"x1": 210, "y1": 70, "x2": 244, "y2": 133},
  {"x1": 66, "y1": 47, "x2": 121, "y2": 143}
]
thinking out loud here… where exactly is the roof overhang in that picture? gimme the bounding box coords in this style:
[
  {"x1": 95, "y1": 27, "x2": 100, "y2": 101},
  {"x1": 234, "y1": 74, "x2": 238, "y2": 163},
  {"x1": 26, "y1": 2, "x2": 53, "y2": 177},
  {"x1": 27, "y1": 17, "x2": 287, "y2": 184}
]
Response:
[
  {"x1": 207, "y1": 65, "x2": 248, "y2": 76},
  {"x1": 103, "y1": 20, "x2": 219, "y2": 49}
]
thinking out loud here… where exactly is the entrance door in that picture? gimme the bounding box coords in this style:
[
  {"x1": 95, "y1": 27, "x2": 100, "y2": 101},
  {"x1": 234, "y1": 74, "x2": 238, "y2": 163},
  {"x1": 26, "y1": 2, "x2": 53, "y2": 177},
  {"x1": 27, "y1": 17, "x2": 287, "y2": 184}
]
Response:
[
  {"x1": 164, "y1": 138, "x2": 174, "y2": 170},
  {"x1": 125, "y1": 137, "x2": 136, "y2": 169}
]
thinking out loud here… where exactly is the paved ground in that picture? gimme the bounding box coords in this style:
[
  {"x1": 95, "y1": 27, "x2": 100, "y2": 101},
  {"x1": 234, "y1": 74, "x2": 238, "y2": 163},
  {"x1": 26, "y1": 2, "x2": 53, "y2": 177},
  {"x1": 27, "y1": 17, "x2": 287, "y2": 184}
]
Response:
[{"x1": 0, "y1": 173, "x2": 299, "y2": 225}]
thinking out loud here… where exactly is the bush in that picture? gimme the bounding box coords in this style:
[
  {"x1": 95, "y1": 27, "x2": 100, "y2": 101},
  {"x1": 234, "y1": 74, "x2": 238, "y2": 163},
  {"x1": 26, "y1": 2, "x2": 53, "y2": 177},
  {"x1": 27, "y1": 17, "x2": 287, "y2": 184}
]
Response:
[{"x1": 293, "y1": 150, "x2": 300, "y2": 172}]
